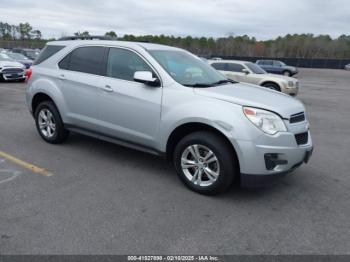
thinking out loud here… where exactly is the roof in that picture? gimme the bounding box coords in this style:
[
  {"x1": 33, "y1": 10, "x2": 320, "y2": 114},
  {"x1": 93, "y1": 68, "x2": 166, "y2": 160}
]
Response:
[
  {"x1": 208, "y1": 59, "x2": 251, "y2": 64},
  {"x1": 47, "y1": 40, "x2": 181, "y2": 51}
]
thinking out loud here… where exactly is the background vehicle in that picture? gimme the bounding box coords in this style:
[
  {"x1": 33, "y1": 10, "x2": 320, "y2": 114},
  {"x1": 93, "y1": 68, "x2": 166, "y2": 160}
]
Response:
[
  {"x1": 209, "y1": 60, "x2": 299, "y2": 96},
  {"x1": 0, "y1": 53, "x2": 26, "y2": 82},
  {"x1": 6, "y1": 52, "x2": 33, "y2": 69},
  {"x1": 256, "y1": 60, "x2": 298, "y2": 76},
  {"x1": 12, "y1": 48, "x2": 40, "y2": 60},
  {"x1": 345, "y1": 64, "x2": 350, "y2": 70},
  {"x1": 26, "y1": 40, "x2": 312, "y2": 195}
]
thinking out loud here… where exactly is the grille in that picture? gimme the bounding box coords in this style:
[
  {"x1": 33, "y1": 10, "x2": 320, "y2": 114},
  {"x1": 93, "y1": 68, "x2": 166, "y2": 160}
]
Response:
[
  {"x1": 2, "y1": 68, "x2": 24, "y2": 74},
  {"x1": 290, "y1": 112, "x2": 305, "y2": 123},
  {"x1": 295, "y1": 132, "x2": 308, "y2": 145}
]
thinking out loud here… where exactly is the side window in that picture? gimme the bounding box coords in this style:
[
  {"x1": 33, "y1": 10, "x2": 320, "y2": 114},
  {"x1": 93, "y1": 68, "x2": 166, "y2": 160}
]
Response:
[
  {"x1": 227, "y1": 63, "x2": 244, "y2": 73},
  {"x1": 211, "y1": 63, "x2": 226, "y2": 70},
  {"x1": 107, "y1": 48, "x2": 153, "y2": 81},
  {"x1": 58, "y1": 53, "x2": 71, "y2": 70},
  {"x1": 265, "y1": 60, "x2": 273, "y2": 66},
  {"x1": 273, "y1": 61, "x2": 282, "y2": 66},
  {"x1": 59, "y1": 46, "x2": 106, "y2": 75}
]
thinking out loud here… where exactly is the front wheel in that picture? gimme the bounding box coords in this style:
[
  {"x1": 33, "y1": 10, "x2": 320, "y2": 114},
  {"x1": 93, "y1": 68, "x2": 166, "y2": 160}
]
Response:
[
  {"x1": 262, "y1": 82, "x2": 281, "y2": 92},
  {"x1": 283, "y1": 70, "x2": 291, "y2": 76},
  {"x1": 34, "y1": 101, "x2": 69, "y2": 144},
  {"x1": 173, "y1": 131, "x2": 237, "y2": 195}
]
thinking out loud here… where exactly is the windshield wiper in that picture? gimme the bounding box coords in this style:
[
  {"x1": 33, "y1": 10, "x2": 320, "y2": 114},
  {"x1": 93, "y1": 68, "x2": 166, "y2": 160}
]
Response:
[
  {"x1": 183, "y1": 83, "x2": 215, "y2": 87},
  {"x1": 183, "y1": 79, "x2": 238, "y2": 88},
  {"x1": 211, "y1": 79, "x2": 238, "y2": 85}
]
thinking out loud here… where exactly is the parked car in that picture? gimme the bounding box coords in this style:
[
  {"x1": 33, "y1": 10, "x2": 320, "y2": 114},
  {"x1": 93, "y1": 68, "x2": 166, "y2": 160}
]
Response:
[
  {"x1": 209, "y1": 60, "x2": 299, "y2": 96},
  {"x1": 6, "y1": 52, "x2": 33, "y2": 69},
  {"x1": 26, "y1": 40, "x2": 313, "y2": 195},
  {"x1": 0, "y1": 53, "x2": 26, "y2": 82},
  {"x1": 345, "y1": 64, "x2": 350, "y2": 70},
  {"x1": 256, "y1": 60, "x2": 298, "y2": 76},
  {"x1": 12, "y1": 48, "x2": 40, "y2": 60}
]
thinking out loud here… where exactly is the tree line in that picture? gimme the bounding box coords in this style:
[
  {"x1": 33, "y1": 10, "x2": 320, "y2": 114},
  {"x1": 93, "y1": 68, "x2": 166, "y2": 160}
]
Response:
[{"x1": 1, "y1": 21, "x2": 350, "y2": 59}]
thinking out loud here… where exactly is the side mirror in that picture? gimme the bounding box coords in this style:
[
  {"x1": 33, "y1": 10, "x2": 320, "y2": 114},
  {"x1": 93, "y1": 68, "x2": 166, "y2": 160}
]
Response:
[
  {"x1": 242, "y1": 69, "x2": 250, "y2": 75},
  {"x1": 134, "y1": 71, "x2": 160, "y2": 87}
]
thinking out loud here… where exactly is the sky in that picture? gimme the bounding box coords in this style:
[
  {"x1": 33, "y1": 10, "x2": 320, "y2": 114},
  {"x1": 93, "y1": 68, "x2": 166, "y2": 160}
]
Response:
[{"x1": 1, "y1": 0, "x2": 349, "y2": 40}]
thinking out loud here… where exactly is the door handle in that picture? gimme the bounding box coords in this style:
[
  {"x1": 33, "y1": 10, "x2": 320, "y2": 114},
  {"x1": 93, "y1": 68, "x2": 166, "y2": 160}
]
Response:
[
  {"x1": 100, "y1": 85, "x2": 114, "y2": 92},
  {"x1": 58, "y1": 74, "x2": 65, "y2": 80}
]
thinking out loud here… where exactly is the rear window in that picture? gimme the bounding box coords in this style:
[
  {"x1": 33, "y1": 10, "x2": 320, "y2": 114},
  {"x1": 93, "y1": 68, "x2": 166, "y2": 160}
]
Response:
[{"x1": 33, "y1": 45, "x2": 65, "y2": 65}]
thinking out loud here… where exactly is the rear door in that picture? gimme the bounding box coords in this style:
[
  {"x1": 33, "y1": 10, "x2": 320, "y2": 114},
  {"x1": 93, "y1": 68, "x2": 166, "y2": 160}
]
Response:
[
  {"x1": 96, "y1": 47, "x2": 162, "y2": 148},
  {"x1": 261, "y1": 60, "x2": 274, "y2": 73},
  {"x1": 57, "y1": 46, "x2": 107, "y2": 130}
]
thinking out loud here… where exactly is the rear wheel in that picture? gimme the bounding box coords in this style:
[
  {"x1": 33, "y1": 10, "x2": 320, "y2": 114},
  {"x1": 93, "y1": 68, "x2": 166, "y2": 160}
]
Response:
[
  {"x1": 34, "y1": 101, "x2": 69, "y2": 144},
  {"x1": 262, "y1": 82, "x2": 281, "y2": 92},
  {"x1": 173, "y1": 131, "x2": 237, "y2": 195}
]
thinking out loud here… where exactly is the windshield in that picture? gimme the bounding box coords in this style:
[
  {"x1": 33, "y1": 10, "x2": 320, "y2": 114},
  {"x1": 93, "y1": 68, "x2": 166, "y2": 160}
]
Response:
[
  {"x1": 0, "y1": 53, "x2": 13, "y2": 61},
  {"x1": 149, "y1": 50, "x2": 229, "y2": 87},
  {"x1": 245, "y1": 62, "x2": 266, "y2": 74},
  {"x1": 8, "y1": 53, "x2": 29, "y2": 60}
]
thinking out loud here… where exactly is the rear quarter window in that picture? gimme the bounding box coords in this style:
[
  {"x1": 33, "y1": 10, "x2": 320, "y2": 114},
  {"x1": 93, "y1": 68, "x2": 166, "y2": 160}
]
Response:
[{"x1": 33, "y1": 45, "x2": 65, "y2": 65}]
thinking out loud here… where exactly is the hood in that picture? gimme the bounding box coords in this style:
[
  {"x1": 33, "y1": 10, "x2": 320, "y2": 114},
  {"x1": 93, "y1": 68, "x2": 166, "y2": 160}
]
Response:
[
  {"x1": 265, "y1": 73, "x2": 297, "y2": 82},
  {"x1": 194, "y1": 83, "x2": 304, "y2": 118},
  {"x1": 0, "y1": 60, "x2": 25, "y2": 68}
]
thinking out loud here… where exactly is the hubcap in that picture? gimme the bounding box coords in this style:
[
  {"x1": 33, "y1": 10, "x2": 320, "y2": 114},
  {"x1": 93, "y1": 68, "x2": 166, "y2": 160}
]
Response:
[
  {"x1": 181, "y1": 144, "x2": 220, "y2": 187},
  {"x1": 38, "y1": 109, "x2": 56, "y2": 138}
]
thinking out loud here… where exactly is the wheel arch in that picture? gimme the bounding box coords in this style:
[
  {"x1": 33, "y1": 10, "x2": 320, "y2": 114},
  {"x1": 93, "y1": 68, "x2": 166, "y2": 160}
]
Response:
[
  {"x1": 165, "y1": 122, "x2": 240, "y2": 174},
  {"x1": 260, "y1": 81, "x2": 281, "y2": 91},
  {"x1": 32, "y1": 92, "x2": 56, "y2": 113}
]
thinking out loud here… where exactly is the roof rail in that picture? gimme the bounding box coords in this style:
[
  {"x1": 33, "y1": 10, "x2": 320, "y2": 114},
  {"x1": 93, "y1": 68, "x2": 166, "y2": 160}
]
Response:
[{"x1": 58, "y1": 35, "x2": 113, "y2": 41}]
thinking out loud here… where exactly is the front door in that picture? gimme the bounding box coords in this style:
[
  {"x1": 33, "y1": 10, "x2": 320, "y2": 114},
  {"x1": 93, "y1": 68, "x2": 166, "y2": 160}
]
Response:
[{"x1": 97, "y1": 47, "x2": 162, "y2": 149}]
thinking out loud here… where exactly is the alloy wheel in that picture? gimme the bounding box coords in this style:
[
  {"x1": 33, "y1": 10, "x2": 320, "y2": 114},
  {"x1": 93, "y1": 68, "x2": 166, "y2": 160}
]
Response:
[{"x1": 181, "y1": 144, "x2": 220, "y2": 187}]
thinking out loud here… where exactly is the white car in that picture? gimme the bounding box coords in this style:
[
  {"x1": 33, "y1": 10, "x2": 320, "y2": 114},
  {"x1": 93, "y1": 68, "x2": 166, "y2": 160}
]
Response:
[
  {"x1": 345, "y1": 64, "x2": 350, "y2": 71},
  {"x1": 209, "y1": 60, "x2": 299, "y2": 96},
  {"x1": 0, "y1": 53, "x2": 26, "y2": 82}
]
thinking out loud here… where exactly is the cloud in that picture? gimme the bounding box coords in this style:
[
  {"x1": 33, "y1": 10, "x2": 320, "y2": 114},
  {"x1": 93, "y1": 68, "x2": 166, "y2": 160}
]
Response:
[{"x1": 1, "y1": 0, "x2": 349, "y2": 39}]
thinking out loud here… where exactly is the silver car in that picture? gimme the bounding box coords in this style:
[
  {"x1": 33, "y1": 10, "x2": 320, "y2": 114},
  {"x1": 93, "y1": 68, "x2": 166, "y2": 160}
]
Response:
[{"x1": 26, "y1": 40, "x2": 313, "y2": 195}]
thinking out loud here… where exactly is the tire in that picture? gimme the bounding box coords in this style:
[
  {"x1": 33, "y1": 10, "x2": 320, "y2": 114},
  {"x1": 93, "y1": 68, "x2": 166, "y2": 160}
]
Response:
[
  {"x1": 262, "y1": 82, "x2": 281, "y2": 92},
  {"x1": 283, "y1": 70, "x2": 291, "y2": 76},
  {"x1": 173, "y1": 131, "x2": 237, "y2": 195},
  {"x1": 34, "y1": 101, "x2": 69, "y2": 144}
]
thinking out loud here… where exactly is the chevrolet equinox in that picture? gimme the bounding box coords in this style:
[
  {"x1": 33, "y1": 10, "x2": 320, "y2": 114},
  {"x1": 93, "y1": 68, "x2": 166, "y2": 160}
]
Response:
[{"x1": 26, "y1": 40, "x2": 313, "y2": 195}]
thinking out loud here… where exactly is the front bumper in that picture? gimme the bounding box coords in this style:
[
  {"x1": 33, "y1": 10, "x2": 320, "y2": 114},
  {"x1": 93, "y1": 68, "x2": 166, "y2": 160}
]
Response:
[
  {"x1": 1, "y1": 72, "x2": 25, "y2": 81},
  {"x1": 234, "y1": 122, "x2": 313, "y2": 187},
  {"x1": 241, "y1": 146, "x2": 313, "y2": 187}
]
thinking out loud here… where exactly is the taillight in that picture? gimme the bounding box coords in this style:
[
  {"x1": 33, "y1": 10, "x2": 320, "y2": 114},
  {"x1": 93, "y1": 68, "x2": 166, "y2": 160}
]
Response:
[{"x1": 25, "y1": 68, "x2": 32, "y2": 82}]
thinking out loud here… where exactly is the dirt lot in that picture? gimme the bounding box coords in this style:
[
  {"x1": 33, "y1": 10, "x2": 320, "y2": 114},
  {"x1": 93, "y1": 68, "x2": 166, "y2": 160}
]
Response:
[{"x1": 0, "y1": 68, "x2": 350, "y2": 254}]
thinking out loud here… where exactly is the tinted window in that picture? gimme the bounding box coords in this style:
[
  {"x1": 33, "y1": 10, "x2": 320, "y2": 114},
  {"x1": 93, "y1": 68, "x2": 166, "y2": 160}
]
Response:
[
  {"x1": 107, "y1": 48, "x2": 153, "y2": 81},
  {"x1": 66, "y1": 47, "x2": 106, "y2": 75},
  {"x1": 211, "y1": 63, "x2": 226, "y2": 70},
  {"x1": 227, "y1": 63, "x2": 244, "y2": 72},
  {"x1": 264, "y1": 60, "x2": 273, "y2": 66},
  {"x1": 33, "y1": 45, "x2": 65, "y2": 65},
  {"x1": 58, "y1": 53, "x2": 71, "y2": 70}
]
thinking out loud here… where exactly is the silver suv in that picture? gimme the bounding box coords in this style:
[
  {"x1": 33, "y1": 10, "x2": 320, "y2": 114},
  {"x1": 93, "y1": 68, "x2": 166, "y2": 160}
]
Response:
[{"x1": 26, "y1": 40, "x2": 313, "y2": 195}]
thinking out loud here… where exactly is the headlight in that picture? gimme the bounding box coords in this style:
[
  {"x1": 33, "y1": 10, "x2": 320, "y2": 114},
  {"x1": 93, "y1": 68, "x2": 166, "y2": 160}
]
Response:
[
  {"x1": 243, "y1": 107, "x2": 287, "y2": 135},
  {"x1": 288, "y1": 81, "x2": 294, "y2": 87}
]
